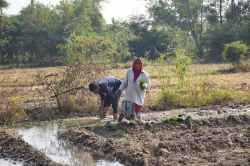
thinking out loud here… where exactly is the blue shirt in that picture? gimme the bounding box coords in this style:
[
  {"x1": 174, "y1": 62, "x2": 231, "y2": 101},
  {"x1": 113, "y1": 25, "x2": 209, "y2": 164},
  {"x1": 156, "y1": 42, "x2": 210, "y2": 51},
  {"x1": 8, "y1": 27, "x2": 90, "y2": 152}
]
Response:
[{"x1": 98, "y1": 76, "x2": 121, "y2": 100}]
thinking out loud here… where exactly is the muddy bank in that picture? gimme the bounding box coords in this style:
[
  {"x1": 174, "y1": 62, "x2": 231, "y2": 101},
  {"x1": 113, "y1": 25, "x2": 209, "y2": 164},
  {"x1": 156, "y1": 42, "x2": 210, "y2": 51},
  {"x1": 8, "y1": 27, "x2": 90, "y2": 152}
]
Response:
[
  {"x1": 1, "y1": 102, "x2": 249, "y2": 125},
  {"x1": 19, "y1": 103, "x2": 250, "y2": 123},
  {"x1": 24, "y1": 106, "x2": 97, "y2": 122},
  {"x1": 60, "y1": 115, "x2": 250, "y2": 166},
  {"x1": 0, "y1": 130, "x2": 64, "y2": 166}
]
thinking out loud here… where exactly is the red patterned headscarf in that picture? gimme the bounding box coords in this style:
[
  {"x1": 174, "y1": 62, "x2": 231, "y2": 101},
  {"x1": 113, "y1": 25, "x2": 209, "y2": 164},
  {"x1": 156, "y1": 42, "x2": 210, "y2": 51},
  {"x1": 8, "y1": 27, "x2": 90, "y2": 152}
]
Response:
[{"x1": 132, "y1": 58, "x2": 143, "y2": 82}]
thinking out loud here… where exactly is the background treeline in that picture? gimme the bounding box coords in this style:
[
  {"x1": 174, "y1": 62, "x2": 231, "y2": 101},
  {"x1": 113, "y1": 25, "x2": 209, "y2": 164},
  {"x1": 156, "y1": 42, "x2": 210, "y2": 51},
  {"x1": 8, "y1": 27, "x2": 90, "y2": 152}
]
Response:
[{"x1": 0, "y1": 0, "x2": 250, "y2": 66}]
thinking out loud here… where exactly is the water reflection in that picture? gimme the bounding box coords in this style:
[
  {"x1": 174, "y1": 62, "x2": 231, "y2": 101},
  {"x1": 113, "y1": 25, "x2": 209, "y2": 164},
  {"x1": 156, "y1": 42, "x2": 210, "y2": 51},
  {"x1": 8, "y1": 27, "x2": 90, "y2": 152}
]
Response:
[
  {"x1": 18, "y1": 122, "x2": 123, "y2": 166},
  {"x1": 0, "y1": 159, "x2": 23, "y2": 166}
]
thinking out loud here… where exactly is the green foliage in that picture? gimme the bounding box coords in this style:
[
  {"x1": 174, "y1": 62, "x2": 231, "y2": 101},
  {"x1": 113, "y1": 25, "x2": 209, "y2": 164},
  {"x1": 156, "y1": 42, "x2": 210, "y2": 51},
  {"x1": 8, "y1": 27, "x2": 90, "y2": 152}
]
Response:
[
  {"x1": 223, "y1": 41, "x2": 248, "y2": 65},
  {"x1": 148, "y1": 0, "x2": 250, "y2": 61},
  {"x1": 207, "y1": 89, "x2": 234, "y2": 105},
  {"x1": 0, "y1": 0, "x2": 8, "y2": 9},
  {"x1": 174, "y1": 48, "x2": 192, "y2": 86},
  {"x1": 156, "y1": 86, "x2": 234, "y2": 109},
  {"x1": 148, "y1": 0, "x2": 204, "y2": 57},
  {"x1": 203, "y1": 24, "x2": 236, "y2": 62},
  {"x1": 104, "y1": 20, "x2": 134, "y2": 61},
  {"x1": 128, "y1": 21, "x2": 174, "y2": 59},
  {"x1": 1, "y1": 0, "x2": 250, "y2": 65},
  {"x1": 0, "y1": 0, "x2": 105, "y2": 66},
  {"x1": 58, "y1": 34, "x2": 118, "y2": 64},
  {"x1": 57, "y1": 0, "x2": 105, "y2": 35}
]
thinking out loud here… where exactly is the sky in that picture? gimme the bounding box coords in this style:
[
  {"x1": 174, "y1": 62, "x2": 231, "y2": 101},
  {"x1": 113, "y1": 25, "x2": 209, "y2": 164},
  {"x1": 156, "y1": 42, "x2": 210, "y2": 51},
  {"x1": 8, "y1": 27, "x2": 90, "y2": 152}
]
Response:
[{"x1": 4, "y1": 0, "x2": 148, "y2": 23}]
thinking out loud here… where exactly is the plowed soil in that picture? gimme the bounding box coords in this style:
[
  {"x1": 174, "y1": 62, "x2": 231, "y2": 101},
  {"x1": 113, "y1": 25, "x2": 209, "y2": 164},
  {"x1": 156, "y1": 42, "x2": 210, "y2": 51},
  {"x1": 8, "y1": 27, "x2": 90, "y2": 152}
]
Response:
[{"x1": 60, "y1": 115, "x2": 250, "y2": 166}]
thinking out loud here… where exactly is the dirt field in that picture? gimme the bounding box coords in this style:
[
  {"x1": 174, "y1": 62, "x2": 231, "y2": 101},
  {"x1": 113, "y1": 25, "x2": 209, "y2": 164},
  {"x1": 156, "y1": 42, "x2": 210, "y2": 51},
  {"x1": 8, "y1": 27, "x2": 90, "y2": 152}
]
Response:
[
  {"x1": 0, "y1": 64, "x2": 250, "y2": 165},
  {"x1": 0, "y1": 104, "x2": 249, "y2": 165},
  {"x1": 60, "y1": 114, "x2": 250, "y2": 166}
]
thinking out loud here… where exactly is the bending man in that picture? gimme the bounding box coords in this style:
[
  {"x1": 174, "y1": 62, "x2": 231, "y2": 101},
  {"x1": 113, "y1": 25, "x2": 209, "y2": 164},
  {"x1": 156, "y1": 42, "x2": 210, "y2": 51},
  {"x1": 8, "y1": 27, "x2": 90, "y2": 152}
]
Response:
[{"x1": 89, "y1": 76, "x2": 121, "y2": 120}]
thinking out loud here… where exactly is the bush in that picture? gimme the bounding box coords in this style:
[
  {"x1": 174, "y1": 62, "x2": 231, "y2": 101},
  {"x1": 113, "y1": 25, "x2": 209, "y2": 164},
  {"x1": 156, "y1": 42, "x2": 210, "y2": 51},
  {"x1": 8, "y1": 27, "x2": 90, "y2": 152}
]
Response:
[
  {"x1": 61, "y1": 95, "x2": 81, "y2": 113},
  {"x1": 174, "y1": 48, "x2": 192, "y2": 87},
  {"x1": 223, "y1": 41, "x2": 248, "y2": 66},
  {"x1": 0, "y1": 96, "x2": 27, "y2": 124},
  {"x1": 35, "y1": 61, "x2": 106, "y2": 113}
]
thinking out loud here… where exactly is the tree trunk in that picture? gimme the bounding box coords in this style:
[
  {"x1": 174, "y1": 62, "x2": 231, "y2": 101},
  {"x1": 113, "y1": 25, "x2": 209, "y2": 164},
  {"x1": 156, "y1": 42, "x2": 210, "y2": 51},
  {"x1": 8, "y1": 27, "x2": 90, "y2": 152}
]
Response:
[
  {"x1": 185, "y1": 0, "x2": 203, "y2": 57},
  {"x1": 231, "y1": 0, "x2": 235, "y2": 20},
  {"x1": 0, "y1": 8, "x2": 2, "y2": 33},
  {"x1": 201, "y1": 0, "x2": 204, "y2": 34},
  {"x1": 219, "y1": 0, "x2": 223, "y2": 24},
  {"x1": 31, "y1": 0, "x2": 35, "y2": 14}
]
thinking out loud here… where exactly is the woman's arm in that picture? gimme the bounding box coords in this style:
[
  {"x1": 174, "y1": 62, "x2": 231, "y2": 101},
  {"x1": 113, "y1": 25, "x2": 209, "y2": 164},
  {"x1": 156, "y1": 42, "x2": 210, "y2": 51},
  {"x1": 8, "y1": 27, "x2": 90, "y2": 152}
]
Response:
[{"x1": 144, "y1": 72, "x2": 151, "y2": 91}]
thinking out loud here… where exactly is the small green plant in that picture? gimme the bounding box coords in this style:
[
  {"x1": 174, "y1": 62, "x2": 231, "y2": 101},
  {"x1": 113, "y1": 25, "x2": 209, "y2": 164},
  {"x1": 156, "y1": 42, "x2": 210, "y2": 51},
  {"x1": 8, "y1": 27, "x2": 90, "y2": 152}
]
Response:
[
  {"x1": 162, "y1": 117, "x2": 184, "y2": 125},
  {"x1": 223, "y1": 41, "x2": 248, "y2": 66},
  {"x1": 174, "y1": 48, "x2": 192, "y2": 87},
  {"x1": 162, "y1": 116, "x2": 192, "y2": 126},
  {"x1": 185, "y1": 116, "x2": 192, "y2": 129}
]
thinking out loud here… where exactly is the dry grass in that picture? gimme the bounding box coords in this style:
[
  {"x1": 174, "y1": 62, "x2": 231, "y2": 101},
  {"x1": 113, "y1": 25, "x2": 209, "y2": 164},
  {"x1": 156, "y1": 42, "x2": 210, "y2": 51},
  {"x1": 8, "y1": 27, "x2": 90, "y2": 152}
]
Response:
[
  {"x1": 0, "y1": 67, "x2": 65, "y2": 87},
  {"x1": 0, "y1": 63, "x2": 250, "y2": 120}
]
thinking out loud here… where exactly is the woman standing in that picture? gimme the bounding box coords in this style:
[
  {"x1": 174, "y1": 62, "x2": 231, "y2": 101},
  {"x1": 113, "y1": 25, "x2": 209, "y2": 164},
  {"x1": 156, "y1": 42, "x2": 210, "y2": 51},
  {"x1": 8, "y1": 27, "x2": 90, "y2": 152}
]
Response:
[{"x1": 117, "y1": 58, "x2": 150, "y2": 122}]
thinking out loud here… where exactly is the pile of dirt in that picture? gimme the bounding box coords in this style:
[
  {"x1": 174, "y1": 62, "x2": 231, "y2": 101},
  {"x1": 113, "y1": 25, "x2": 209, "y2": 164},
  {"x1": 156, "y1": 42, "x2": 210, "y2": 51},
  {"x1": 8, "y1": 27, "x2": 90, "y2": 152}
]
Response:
[
  {"x1": 60, "y1": 115, "x2": 250, "y2": 166},
  {"x1": 0, "y1": 131, "x2": 64, "y2": 166}
]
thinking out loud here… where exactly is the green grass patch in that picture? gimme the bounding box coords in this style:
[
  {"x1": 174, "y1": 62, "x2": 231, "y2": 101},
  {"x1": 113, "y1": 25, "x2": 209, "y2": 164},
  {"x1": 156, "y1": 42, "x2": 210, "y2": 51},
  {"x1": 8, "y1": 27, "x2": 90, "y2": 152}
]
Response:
[{"x1": 155, "y1": 81, "x2": 248, "y2": 110}]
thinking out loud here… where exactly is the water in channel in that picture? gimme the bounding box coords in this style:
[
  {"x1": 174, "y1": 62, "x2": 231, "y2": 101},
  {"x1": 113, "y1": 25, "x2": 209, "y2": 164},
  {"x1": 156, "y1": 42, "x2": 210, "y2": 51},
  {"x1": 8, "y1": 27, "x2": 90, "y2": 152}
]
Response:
[{"x1": 17, "y1": 118, "x2": 123, "y2": 166}]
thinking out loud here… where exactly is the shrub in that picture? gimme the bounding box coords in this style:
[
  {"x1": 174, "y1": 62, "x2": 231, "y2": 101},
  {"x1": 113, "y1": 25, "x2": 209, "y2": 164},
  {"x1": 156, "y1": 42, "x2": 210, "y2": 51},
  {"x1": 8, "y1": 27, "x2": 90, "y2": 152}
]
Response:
[
  {"x1": 61, "y1": 95, "x2": 81, "y2": 113},
  {"x1": 223, "y1": 41, "x2": 248, "y2": 66},
  {"x1": 174, "y1": 48, "x2": 192, "y2": 87},
  {"x1": 35, "y1": 61, "x2": 106, "y2": 113},
  {"x1": 0, "y1": 96, "x2": 27, "y2": 124}
]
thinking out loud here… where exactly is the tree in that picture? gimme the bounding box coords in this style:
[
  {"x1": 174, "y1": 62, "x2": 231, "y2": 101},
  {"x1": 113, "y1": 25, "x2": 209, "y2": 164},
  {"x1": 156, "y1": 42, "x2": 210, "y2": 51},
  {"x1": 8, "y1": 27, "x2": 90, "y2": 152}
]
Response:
[
  {"x1": 148, "y1": 0, "x2": 205, "y2": 57},
  {"x1": 57, "y1": 0, "x2": 105, "y2": 36},
  {"x1": 0, "y1": 0, "x2": 8, "y2": 28},
  {"x1": 0, "y1": 0, "x2": 9, "y2": 62},
  {"x1": 1, "y1": 0, "x2": 106, "y2": 66},
  {"x1": 0, "y1": 0, "x2": 8, "y2": 14},
  {"x1": 105, "y1": 20, "x2": 134, "y2": 61},
  {"x1": 223, "y1": 41, "x2": 248, "y2": 66},
  {"x1": 219, "y1": 0, "x2": 223, "y2": 24},
  {"x1": 128, "y1": 15, "x2": 174, "y2": 59}
]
